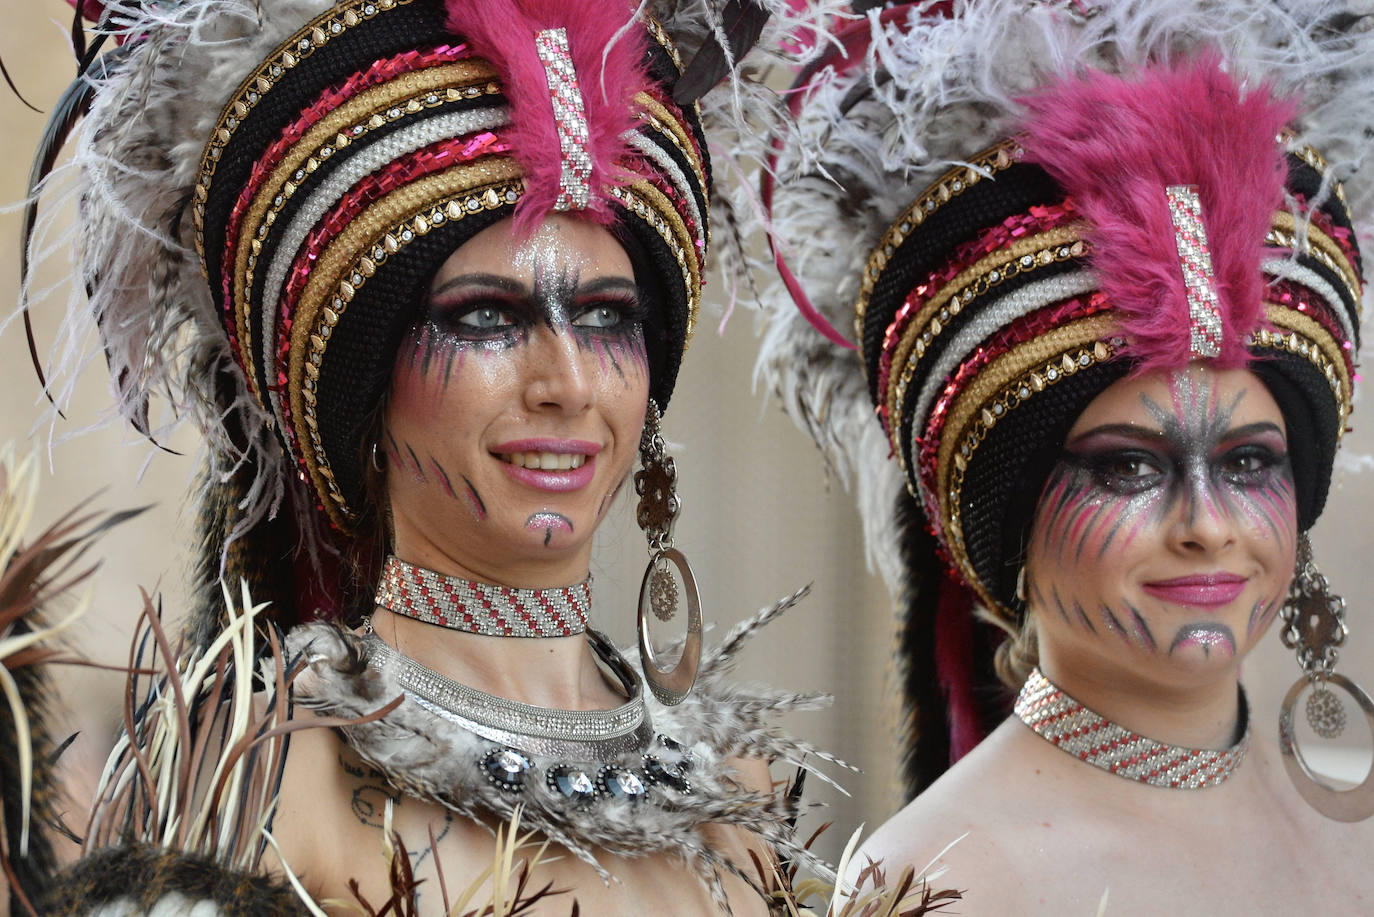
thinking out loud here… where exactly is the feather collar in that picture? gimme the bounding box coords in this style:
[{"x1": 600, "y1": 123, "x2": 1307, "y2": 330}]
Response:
[{"x1": 275, "y1": 586, "x2": 841, "y2": 903}]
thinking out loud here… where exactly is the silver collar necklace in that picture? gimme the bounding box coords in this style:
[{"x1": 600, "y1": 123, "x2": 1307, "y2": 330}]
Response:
[{"x1": 360, "y1": 627, "x2": 653, "y2": 761}]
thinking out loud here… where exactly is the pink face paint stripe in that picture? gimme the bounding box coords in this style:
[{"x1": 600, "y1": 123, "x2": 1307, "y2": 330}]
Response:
[
  {"x1": 460, "y1": 475, "x2": 487, "y2": 521},
  {"x1": 429, "y1": 458, "x2": 457, "y2": 499}
]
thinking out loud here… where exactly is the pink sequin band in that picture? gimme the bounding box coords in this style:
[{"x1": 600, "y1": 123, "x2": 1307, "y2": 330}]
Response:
[
  {"x1": 1165, "y1": 185, "x2": 1223, "y2": 359},
  {"x1": 376, "y1": 555, "x2": 591, "y2": 637},
  {"x1": 875, "y1": 201, "x2": 1084, "y2": 429},
  {"x1": 916, "y1": 293, "x2": 1112, "y2": 525},
  {"x1": 535, "y1": 28, "x2": 592, "y2": 211},
  {"x1": 221, "y1": 44, "x2": 481, "y2": 386}
]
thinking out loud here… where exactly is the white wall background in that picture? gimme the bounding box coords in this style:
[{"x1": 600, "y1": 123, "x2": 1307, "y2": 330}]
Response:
[{"x1": 1, "y1": 0, "x2": 1369, "y2": 868}]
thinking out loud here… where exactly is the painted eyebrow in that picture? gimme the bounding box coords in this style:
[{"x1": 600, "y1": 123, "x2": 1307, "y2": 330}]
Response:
[
  {"x1": 428, "y1": 272, "x2": 526, "y2": 299},
  {"x1": 1066, "y1": 423, "x2": 1165, "y2": 447},
  {"x1": 426, "y1": 273, "x2": 637, "y2": 300},
  {"x1": 576, "y1": 277, "x2": 638, "y2": 297},
  {"x1": 1218, "y1": 421, "x2": 1286, "y2": 444}
]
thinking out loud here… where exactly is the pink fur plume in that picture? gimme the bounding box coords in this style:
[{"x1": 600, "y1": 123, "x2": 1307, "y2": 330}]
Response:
[
  {"x1": 444, "y1": 0, "x2": 648, "y2": 232},
  {"x1": 1020, "y1": 55, "x2": 1294, "y2": 371}
]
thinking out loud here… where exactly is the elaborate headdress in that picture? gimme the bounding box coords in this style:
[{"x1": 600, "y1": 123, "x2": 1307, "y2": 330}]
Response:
[
  {"x1": 756, "y1": 0, "x2": 1373, "y2": 795},
  {"x1": 28, "y1": 0, "x2": 838, "y2": 639}
]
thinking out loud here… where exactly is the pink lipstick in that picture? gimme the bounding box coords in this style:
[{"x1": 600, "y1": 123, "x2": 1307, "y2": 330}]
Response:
[{"x1": 1142, "y1": 573, "x2": 1247, "y2": 608}]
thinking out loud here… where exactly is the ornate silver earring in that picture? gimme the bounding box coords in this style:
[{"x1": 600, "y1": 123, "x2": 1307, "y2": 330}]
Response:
[
  {"x1": 633, "y1": 400, "x2": 701, "y2": 706},
  {"x1": 371, "y1": 442, "x2": 385, "y2": 472},
  {"x1": 1277, "y1": 532, "x2": 1374, "y2": 822}
]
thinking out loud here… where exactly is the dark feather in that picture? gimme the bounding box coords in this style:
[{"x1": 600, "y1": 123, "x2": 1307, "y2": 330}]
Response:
[
  {"x1": 673, "y1": 0, "x2": 770, "y2": 105},
  {"x1": 0, "y1": 56, "x2": 42, "y2": 114},
  {"x1": 20, "y1": 45, "x2": 127, "y2": 413},
  {"x1": 70, "y1": 2, "x2": 88, "y2": 74}
]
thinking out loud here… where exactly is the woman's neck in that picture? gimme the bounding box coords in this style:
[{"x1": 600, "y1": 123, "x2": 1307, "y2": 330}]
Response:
[
  {"x1": 365, "y1": 542, "x2": 622, "y2": 711},
  {"x1": 1034, "y1": 643, "x2": 1244, "y2": 750}
]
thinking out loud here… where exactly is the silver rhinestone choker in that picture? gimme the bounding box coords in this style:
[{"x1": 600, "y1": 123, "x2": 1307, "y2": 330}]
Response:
[
  {"x1": 374, "y1": 554, "x2": 591, "y2": 637},
  {"x1": 1014, "y1": 667, "x2": 1250, "y2": 789},
  {"x1": 361, "y1": 629, "x2": 651, "y2": 760}
]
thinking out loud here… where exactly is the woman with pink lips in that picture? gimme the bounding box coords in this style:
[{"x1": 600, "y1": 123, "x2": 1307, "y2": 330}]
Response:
[
  {"x1": 21, "y1": 0, "x2": 841, "y2": 913},
  {"x1": 756, "y1": 1, "x2": 1374, "y2": 913}
]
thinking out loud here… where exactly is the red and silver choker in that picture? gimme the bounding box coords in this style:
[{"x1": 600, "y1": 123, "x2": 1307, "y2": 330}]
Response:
[
  {"x1": 375, "y1": 555, "x2": 591, "y2": 638},
  {"x1": 1014, "y1": 667, "x2": 1250, "y2": 789}
]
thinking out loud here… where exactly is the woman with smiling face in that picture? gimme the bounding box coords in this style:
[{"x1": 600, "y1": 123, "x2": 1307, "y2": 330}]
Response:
[
  {"x1": 27, "y1": 0, "x2": 834, "y2": 912},
  {"x1": 267, "y1": 213, "x2": 781, "y2": 915},
  {"x1": 757, "y1": 1, "x2": 1374, "y2": 912}
]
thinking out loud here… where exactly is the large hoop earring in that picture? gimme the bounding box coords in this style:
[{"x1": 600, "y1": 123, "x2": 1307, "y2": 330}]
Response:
[
  {"x1": 634, "y1": 400, "x2": 701, "y2": 706},
  {"x1": 1277, "y1": 533, "x2": 1374, "y2": 822}
]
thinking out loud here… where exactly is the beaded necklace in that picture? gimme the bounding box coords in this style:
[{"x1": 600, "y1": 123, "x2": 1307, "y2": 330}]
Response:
[{"x1": 1014, "y1": 667, "x2": 1249, "y2": 789}]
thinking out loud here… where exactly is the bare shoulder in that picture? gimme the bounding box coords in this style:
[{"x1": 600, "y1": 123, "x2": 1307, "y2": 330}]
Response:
[{"x1": 850, "y1": 721, "x2": 1053, "y2": 911}]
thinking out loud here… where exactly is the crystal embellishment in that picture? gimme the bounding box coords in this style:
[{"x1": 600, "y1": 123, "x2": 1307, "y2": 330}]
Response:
[
  {"x1": 534, "y1": 28, "x2": 592, "y2": 211},
  {"x1": 547, "y1": 765, "x2": 598, "y2": 801},
  {"x1": 598, "y1": 765, "x2": 647, "y2": 799},
  {"x1": 1165, "y1": 185, "x2": 1223, "y2": 358},
  {"x1": 482, "y1": 747, "x2": 531, "y2": 792}
]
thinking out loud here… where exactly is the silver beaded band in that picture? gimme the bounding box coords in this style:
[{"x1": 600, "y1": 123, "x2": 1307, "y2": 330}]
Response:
[
  {"x1": 375, "y1": 555, "x2": 591, "y2": 637},
  {"x1": 362, "y1": 631, "x2": 651, "y2": 760},
  {"x1": 1014, "y1": 667, "x2": 1249, "y2": 789}
]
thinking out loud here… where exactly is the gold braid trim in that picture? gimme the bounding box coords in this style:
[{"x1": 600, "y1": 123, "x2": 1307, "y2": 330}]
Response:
[
  {"x1": 1284, "y1": 136, "x2": 1351, "y2": 212},
  {"x1": 882, "y1": 225, "x2": 1089, "y2": 434},
  {"x1": 934, "y1": 316, "x2": 1120, "y2": 615},
  {"x1": 286, "y1": 158, "x2": 523, "y2": 527},
  {"x1": 232, "y1": 61, "x2": 501, "y2": 397},
  {"x1": 1267, "y1": 214, "x2": 1362, "y2": 321},
  {"x1": 1254, "y1": 303, "x2": 1352, "y2": 435},
  {"x1": 634, "y1": 92, "x2": 710, "y2": 223},
  {"x1": 854, "y1": 137, "x2": 1025, "y2": 344},
  {"x1": 194, "y1": 0, "x2": 413, "y2": 261},
  {"x1": 612, "y1": 181, "x2": 701, "y2": 344}
]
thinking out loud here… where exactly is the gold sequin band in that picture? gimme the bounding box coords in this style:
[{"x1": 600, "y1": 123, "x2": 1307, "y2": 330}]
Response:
[
  {"x1": 634, "y1": 92, "x2": 710, "y2": 222},
  {"x1": 1268, "y1": 212, "x2": 1362, "y2": 320},
  {"x1": 883, "y1": 225, "x2": 1089, "y2": 445},
  {"x1": 193, "y1": 0, "x2": 413, "y2": 263},
  {"x1": 854, "y1": 137, "x2": 1025, "y2": 341}
]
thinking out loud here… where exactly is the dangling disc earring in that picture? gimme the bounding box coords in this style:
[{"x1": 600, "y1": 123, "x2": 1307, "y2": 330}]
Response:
[
  {"x1": 634, "y1": 400, "x2": 701, "y2": 706},
  {"x1": 1277, "y1": 532, "x2": 1374, "y2": 822}
]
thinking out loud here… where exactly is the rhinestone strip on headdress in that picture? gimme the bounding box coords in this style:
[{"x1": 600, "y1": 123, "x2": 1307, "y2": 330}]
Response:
[
  {"x1": 1165, "y1": 185, "x2": 1223, "y2": 358},
  {"x1": 535, "y1": 28, "x2": 592, "y2": 211},
  {"x1": 375, "y1": 555, "x2": 591, "y2": 637},
  {"x1": 1015, "y1": 667, "x2": 1249, "y2": 789}
]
